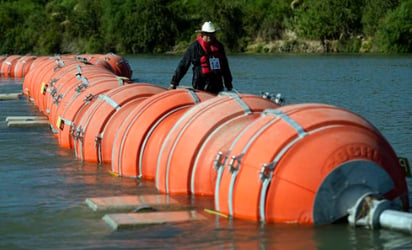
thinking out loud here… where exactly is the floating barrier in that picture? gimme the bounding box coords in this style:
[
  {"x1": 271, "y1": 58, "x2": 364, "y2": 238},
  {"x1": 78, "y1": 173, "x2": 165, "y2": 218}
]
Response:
[
  {"x1": 44, "y1": 65, "x2": 116, "y2": 125},
  {"x1": 111, "y1": 88, "x2": 215, "y2": 178},
  {"x1": 57, "y1": 77, "x2": 130, "y2": 149},
  {"x1": 0, "y1": 55, "x2": 21, "y2": 77},
  {"x1": 100, "y1": 53, "x2": 133, "y2": 79},
  {"x1": 14, "y1": 55, "x2": 38, "y2": 78},
  {"x1": 75, "y1": 53, "x2": 132, "y2": 78},
  {"x1": 23, "y1": 56, "x2": 72, "y2": 102},
  {"x1": 214, "y1": 104, "x2": 408, "y2": 224},
  {"x1": 156, "y1": 92, "x2": 281, "y2": 195},
  {"x1": 0, "y1": 55, "x2": 6, "y2": 69},
  {"x1": 6, "y1": 53, "x2": 410, "y2": 232},
  {"x1": 73, "y1": 83, "x2": 166, "y2": 162}
]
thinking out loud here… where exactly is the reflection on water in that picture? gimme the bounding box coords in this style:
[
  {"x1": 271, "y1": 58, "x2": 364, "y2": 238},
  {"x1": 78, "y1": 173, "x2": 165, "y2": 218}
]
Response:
[{"x1": 1, "y1": 55, "x2": 411, "y2": 249}]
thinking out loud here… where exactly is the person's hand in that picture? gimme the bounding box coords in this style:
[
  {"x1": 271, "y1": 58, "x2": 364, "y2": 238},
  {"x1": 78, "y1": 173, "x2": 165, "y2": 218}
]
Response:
[{"x1": 169, "y1": 83, "x2": 176, "y2": 89}]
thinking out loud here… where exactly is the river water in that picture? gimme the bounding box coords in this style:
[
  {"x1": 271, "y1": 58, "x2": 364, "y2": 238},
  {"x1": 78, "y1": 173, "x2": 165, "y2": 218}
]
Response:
[{"x1": 0, "y1": 54, "x2": 411, "y2": 249}]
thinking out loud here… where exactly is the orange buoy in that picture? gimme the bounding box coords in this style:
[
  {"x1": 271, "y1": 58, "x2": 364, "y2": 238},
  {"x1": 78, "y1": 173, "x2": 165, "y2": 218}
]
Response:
[
  {"x1": 73, "y1": 83, "x2": 166, "y2": 162},
  {"x1": 87, "y1": 54, "x2": 115, "y2": 73},
  {"x1": 155, "y1": 93, "x2": 280, "y2": 195},
  {"x1": 34, "y1": 56, "x2": 97, "y2": 112},
  {"x1": 1, "y1": 55, "x2": 21, "y2": 77},
  {"x1": 140, "y1": 108, "x2": 190, "y2": 179},
  {"x1": 100, "y1": 53, "x2": 132, "y2": 78},
  {"x1": 13, "y1": 55, "x2": 37, "y2": 78},
  {"x1": 0, "y1": 55, "x2": 7, "y2": 73},
  {"x1": 22, "y1": 57, "x2": 61, "y2": 100},
  {"x1": 214, "y1": 104, "x2": 409, "y2": 224},
  {"x1": 111, "y1": 89, "x2": 215, "y2": 178},
  {"x1": 57, "y1": 77, "x2": 129, "y2": 149},
  {"x1": 45, "y1": 65, "x2": 116, "y2": 128},
  {"x1": 22, "y1": 56, "x2": 52, "y2": 96},
  {"x1": 191, "y1": 113, "x2": 264, "y2": 196},
  {"x1": 35, "y1": 59, "x2": 85, "y2": 112},
  {"x1": 99, "y1": 99, "x2": 144, "y2": 163},
  {"x1": 30, "y1": 57, "x2": 79, "y2": 109}
]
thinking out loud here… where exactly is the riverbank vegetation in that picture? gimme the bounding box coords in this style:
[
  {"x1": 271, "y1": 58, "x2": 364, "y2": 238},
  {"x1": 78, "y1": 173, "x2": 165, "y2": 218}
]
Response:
[{"x1": 0, "y1": 0, "x2": 410, "y2": 55}]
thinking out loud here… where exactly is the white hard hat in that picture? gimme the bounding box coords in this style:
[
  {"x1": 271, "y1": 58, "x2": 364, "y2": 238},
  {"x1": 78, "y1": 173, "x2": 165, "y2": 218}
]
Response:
[{"x1": 195, "y1": 21, "x2": 220, "y2": 33}]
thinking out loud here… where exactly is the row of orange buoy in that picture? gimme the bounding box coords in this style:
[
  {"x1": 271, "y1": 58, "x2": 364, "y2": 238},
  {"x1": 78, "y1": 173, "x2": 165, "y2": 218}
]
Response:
[
  {"x1": 5, "y1": 53, "x2": 409, "y2": 225},
  {"x1": 1, "y1": 55, "x2": 37, "y2": 78},
  {"x1": 1, "y1": 53, "x2": 131, "y2": 79}
]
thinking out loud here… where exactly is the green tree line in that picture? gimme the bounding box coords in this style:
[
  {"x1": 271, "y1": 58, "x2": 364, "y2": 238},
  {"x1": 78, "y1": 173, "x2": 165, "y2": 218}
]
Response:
[{"x1": 0, "y1": 0, "x2": 411, "y2": 55}]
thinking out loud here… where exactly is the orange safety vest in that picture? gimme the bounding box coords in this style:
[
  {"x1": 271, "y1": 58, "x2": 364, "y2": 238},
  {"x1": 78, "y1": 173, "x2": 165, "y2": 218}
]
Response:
[{"x1": 196, "y1": 37, "x2": 223, "y2": 75}]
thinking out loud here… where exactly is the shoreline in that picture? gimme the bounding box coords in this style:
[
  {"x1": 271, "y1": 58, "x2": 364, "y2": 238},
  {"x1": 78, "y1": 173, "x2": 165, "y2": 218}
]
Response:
[{"x1": 168, "y1": 37, "x2": 374, "y2": 55}]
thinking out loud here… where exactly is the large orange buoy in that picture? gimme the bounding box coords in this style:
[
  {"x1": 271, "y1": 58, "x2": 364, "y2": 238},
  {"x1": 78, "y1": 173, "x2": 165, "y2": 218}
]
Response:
[
  {"x1": 31, "y1": 57, "x2": 79, "y2": 109},
  {"x1": 36, "y1": 59, "x2": 86, "y2": 113},
  {"x1": 13, "y1": 55, "x2": 37, "y2": 78},
  {"x1": 84, "y1": 54, "x2": 115, "y2": 73},
  {"x1": 155, "y1": 92, "x2": 280, "y2": 195},
  {"x1": 111, "y1": 89, "x2": 215, "y2": 178},
  {"x1": 57, "y1": 77, "x2": 129, "y2": 149},
  {"x1": 22, "y1": 57, "x2": 62, "y2": 101},
  {"x1": 73, "y1": 83, "x2": 166, "y2": 162},
  {"x1": 191, "y1": 113, "x2": 263, "y2": 196},
  {"x1": 45, "y1": 65, "x2": 116, "y2": 129},
  {"x1": 99, "y1": 99, "x2": 142, "y2": 163},
  {"x1": 140, "y1": 108, "x2": 190, "y2": 179},
  {"x1": 34, "y1": 56, "x2": 104, "y2": 112},
  {"x1": 22, "y1": 56, "x2": 52, "y2": 97},
  {"x1": 1, "y1": 55, "x2": 21, "y2": 77},
  {"x1": 99, "y1": 53, "x2": 132, "y2": 78},
  {"x1": 214, "y1": 104, "x2": 409, "y2": 224},
  {"x1": 0, "y1": 55, "x2": 7, "y2": 74}
]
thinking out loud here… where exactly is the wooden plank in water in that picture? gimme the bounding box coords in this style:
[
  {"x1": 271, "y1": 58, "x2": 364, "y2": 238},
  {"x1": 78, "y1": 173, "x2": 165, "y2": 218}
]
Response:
[
  {"x1": 103, "y1": 210, "x2": 206, "y2": 230},
  {"x1": 7, "y1": 120, "x2": 50, "y2": 127},
  {"x1": 0, "y1": 93, "x2": 22, "y2": 100},
  {"x1": 85, "y1": 195, "x2": 180, "y2": 212},
  {"x1": 6, "y1": 116, "x2": 48, "y2": 122}
]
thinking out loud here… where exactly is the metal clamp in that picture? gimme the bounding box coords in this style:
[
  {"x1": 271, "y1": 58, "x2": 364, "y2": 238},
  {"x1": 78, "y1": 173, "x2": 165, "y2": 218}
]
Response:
[
  {"x1": 260, "y1": 162, "x2": 275, "y2": 181},
  {"x1": 228, "y1": 154, "x2": 243, "y2": 173},
  {"x1": 49, "y1": 78, "x2": 58, "y2": 88},
  {"x1": 84, "y1": 94, "x2": 95, "y2": 103},
  {"x1": 50, "y1": 87, "x2": 57, "y2": 97},
  {"x1": 75, "y1": 83, "x2": 87, "y2": 93},
  {"x1": 53, "y1": 60, "x2": 65, "y2": 72},
  {"x1": 53, "y1": 94, "x2": 63, "y2": 104},
  {"x1": 72, "y1": 126, "x2": 84, "y2": 141},
  {"x1": 214, "y1": 151, "x2": 228, "y2": 171},
  {"x1": 95, "y1": 133, "x2": 102, "y2": 147},
  {"x1": 75, "y1": 76, "x2": 89, "y2": 93}
]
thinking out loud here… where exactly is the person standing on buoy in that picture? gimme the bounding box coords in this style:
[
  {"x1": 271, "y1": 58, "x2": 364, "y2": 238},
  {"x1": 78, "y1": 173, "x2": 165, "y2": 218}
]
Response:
[{"x1": 169, "y1": 21, "x2": 233, "y2": 94}]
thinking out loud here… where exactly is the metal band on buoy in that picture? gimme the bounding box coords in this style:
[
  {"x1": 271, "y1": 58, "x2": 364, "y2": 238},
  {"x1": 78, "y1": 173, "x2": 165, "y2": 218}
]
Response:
[
  {"x1": 258, "y1": 109, "x2": 307, "y2": 221},
  {"x1": 98, "y1": 94, "x2": 121, "y2": 110}
]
